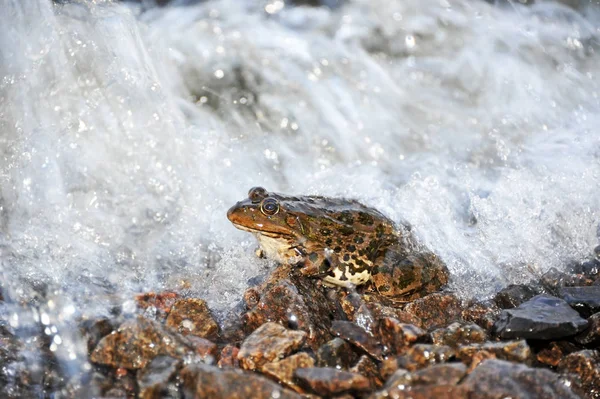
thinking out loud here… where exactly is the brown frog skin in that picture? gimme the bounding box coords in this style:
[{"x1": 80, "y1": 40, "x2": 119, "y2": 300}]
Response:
[{"x1": 227, "y1": 187, "x2": 449, "y2": 299}]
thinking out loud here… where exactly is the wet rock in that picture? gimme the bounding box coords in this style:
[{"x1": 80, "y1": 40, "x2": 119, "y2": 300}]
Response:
[
  {"x1": 350, "y1": 355, "x2": 383, "y2": 389},
  {"x1": 559, "y1": 286, "x2": 600, "y2": 317},
  {"x1": 79, "y1": 317, "x2": 117, "y2": 353},
  {"x1": 316, "y1": 337, "x2": 358, "y2": 369},
  {"x1": 460, "y1": 300, "x2": 501, "y2": 331},
  {"x1": 456, "y1": 340, "x2": 532, "y2": 365},
  {"x1": 237, "y1": 322, "x2": 306, "y2": 371},
  {"x1": 541, "y1": 267, "x2": 594, "y2": 291},
  {"x1": 575, "y1": 312, "x2": 600, "y2": 346},
  {"x1": 404, "y1": 293, "x2": 463, "y2": 330},
  {"x1": 90, "y1": 316, "x2": 194, "y2": 369},
  {"x1": 493, "y1": 294, "x2": 588, "y2": 340},
  {"x1": 378, "y1": 318, "x2": 427, "y2": 356},
  {"x1": 392, "y1": 344, "x2": 455, "y2": 372},
  {"x1": 262, "y1": 352, "x2": 315, "y2": 393},
  {"x1": 558, "y1": 350, "x2": 600, "y2": 399},
  {"x1": 217, "y1": 344, "x2": 240, "y2": 368},
  {"x1": 165, "y1": 298, "x2": 219, "y2": 340},
  {"x1": 461, "y1": 359, "x2": 579, "y2": 399},
  {"x1": 370, "y1": 363, "x2": 468, "y2": 399},
  {"x1": 242, "y1": 264, "x2": 338, "y2": 350},
  {"x1": 136, "y1": 292, "x2": 180, "y2": 321},
  {"x1": 331, "y1": 320, "x2": 383, "y2": 360},
  {"x1": 186, "y1": 336, "x2": 218, "y2": 361},
  {"x1": 493, "y1": 284, "x2": 540, "y2": 309},
  {"x1": 180, "y1": 363, "x2": 302, "y2": 399},
  {"x1": 430, "y1": 322, "x2": 487, "y2": 348},
  {"x1": 537, "y1": 341, "x2": 581, "y2": 367},
  {"x1": 571, "y1": 258, "x2": 600, "y2": 280},
  {"x1": 137, "y1": 356, "x2": 181, "y2": 399},
  {"x1": 294, "y1": 367, "x2": 371, "y2": 396}
]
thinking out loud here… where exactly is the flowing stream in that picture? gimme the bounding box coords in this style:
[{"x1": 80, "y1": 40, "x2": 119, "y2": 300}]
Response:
[{"x1": 1, "y1": 0, "x2": 600, "y2": 388}]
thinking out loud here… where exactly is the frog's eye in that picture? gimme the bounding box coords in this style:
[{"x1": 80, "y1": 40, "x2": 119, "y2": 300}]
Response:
[
  {"x1": 248, "y1": 187, "x2": 268, "y2": 203},
  {"x1": 260, "y1": 198, "x2": 279, "y2": 216}
]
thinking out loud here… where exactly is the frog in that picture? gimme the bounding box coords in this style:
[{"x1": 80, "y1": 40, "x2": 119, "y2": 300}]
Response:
[{"x1": 226, "y1": 186, "x2": 449, "y2": 300}]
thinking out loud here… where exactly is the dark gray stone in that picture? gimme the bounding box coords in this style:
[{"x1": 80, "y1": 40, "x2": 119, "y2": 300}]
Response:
[
  {"x1": 493, "y1": 294, "x2": 588, "y2": 340},
  {"x1": 493, "y1": 284, "x2": 541, "y2": 309},
  {"x1": 461, "y1": 359, "x2": 579, "y2": 399},
  {"x1": 559, "y1": 286, "x2": 600, "y2": 317}
]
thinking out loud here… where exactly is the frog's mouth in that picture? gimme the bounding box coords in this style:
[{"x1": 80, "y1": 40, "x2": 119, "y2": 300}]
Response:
[{"x1": 229, "y1": 222, "x2": 294, "y2": 239}]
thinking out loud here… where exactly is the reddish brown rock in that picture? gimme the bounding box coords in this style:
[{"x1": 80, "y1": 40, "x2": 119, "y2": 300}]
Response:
[
  {"x1": 79, "y1": 317, "x2": 117, "y2": 353},
  {"x1": 242, "y1": 264, "x2": 338, "y2": 350},
  {"x1": 493, "y1": 284, "x2": 541, "y2": 309},
  {"x1": 350, "y1": 355, "x2": 384, "y2": 389},
  {"x1": 316, "y1": 338, "x2": 358, "y2": 369},
  {"x1": 165, "y1": 298, "x2": 219, "y2": 340},
  {"x1": 186, "y1": 336, "x2": 218, "y2": 361},
  {"x1": 136, "y1": 292, "x2": 180, "y2": 320},
  {"x1": 366, "y1": 301, "x2": 422, "y2": 327},
  {"x1": 460, "y1": 300, "x2": 501, "y2": 331},
  {"x1": 262, "y1": 352, "x2": 315, "y2": 393},
  {"x1": 331, "y1": 320, "x2": 383, "y2": 361},
  {"x1": 217, "y1": 344, "x2": 240, "y2": 368},
  {"x1": 558, "y1": 350, "x2": 600, "y2": 399},
  {"x1": 393, "y1": 344, "x2": 455, "y2": 372},
  {"x1": 339, "y1": 293, "x2": 422, "y2": 329},
  {"x1": 369, "y1": 363, "x2": 468, "y2": 399},
  {"x1": 461, "y1": 359, "x2": 580, "y2": 399},
  {"x1": 137, "y1": 356, "x2": 181, "y2": 399},
  {"x1": 378, "y1": 318, "x2": 426, "y2": 356},
  {"x1": 180, "y1": 363, "x2": 302, "y2": 399},
  {"x1": 431, "y1": 322, "x2": 487, "y2": 348},
  {"x1": 90, "y1": 316, "x2": 193, "y2": 369},
  {"x1": 404, "y1": 293, "x2": 463, "y2": 330},
  {"x1": 238, "y1": 322, "x2": 306, "y2": 371},
  {"x1": 456, "y1": 340, "x2": 532, "y2": 366},
  {"x1": 536, "y1": 341, "x2": 580, "y2": 367},
  {"x1": 575, "y1": 312, "x2": 600, "y2": 346},
  {"x1": 294, "y1": 367, "x2": 371, "y2": 396}
]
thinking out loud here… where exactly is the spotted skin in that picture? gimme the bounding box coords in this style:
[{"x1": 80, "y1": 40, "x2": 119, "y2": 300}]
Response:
[{"x1": 227, "y1": 187, "x2": 449, "y2": 299}]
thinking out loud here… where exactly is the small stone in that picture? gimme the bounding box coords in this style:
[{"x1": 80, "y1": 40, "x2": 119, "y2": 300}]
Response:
[
  {"x1": 457, "y1": 340, "x2": 532, "y2": 365},
  {"x1": 242, "y1": 264, "x2": 337, "y2": 350},
  {"x1": 559, "y1": 286, "x2": 600, "y2": 317},
  {"x1": 331, "y1": 320, "x2": 383, "y2": 360},
  {"x1": 460, "y1": 359, "x2": 579, "y2": 399},
  {"x1": 575, "y1": 312, "x2": 600, "y2": 346},
  {"x1": 493, "y1": 284, "x2": 540, "y2": 309},
  {"x1": 180, "y1": 363, "x2": 302, "y2": 399},
  {"x1": 378, "y1": 318, "x2": 427, "y2": 356},
  {"x1": 558, "y1": 350, "x2": 600, "y2": 399},
  {"x1": 404, "y1": 293, "x2": 463, "y2": 330},
  {"x1": 262, "y1": 352, "x2": 315, "y2": 393},
  {"x1": 294, "y1": 367, "x2": 371, "y2": 396},
  {"x1": 395, "y1": 344, "x2": 455, "y2": 372},
  {"x1": 366, "y1": 302, "x2": 423, "y2": 327},
  {"x1": 493, "y1": 294, "x2": 588, "y2": 340},
  {"x1": 136, "y1": 292, "x2": 180, "y2": 320},
  {"x1": 369, "y1": 364, "x2": 468, "y2": 399},
  {"x1": 185, "y1": 336, "x2": 218, "y2": 362},
  {"x1": 460, "y1": 300, "x2": 501, "y2": 331},
  {"x1": 316, "y1": 338, "x2": 358, "y2": 369},
  {"x1": 238, "y1": 322, "x2": 306, "y2": 371},
  {"x1": 90, "y1": 316, "x2": 194, "y2": 369},
  {"x1": 537, "y1": 341, "x2": 580, "y2": 367},
  {"x1": 430, "y1": 322, "x2": 488, "y2": 348},
  {"x1": 137, "y1": 356, "x2": 181, "y2": 399},
  {"x1": 350, "y1": 355, "x2": 383, "y2": 389},
  {"x1": 79, "y1": 317, "x2": 117, "y2": 353},
  {"x1": 165, "y1": 298, "x2": 219, "y2": 340},
  {"x1": 217, "y1": 344, "x2": 240, "y2": 368},
  {"x1": 541, "y1": 267, "x2": 594, "y2": 291}
]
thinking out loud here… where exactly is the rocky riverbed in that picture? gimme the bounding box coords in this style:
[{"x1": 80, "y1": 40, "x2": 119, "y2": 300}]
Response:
[{"x1": 2, "y1": 249, "x2": 600, "y2": 398}]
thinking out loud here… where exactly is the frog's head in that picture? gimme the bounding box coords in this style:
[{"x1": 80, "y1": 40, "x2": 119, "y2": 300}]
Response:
[{"x1": 227, "y1": 187, "x2": 310, "y2": 241}]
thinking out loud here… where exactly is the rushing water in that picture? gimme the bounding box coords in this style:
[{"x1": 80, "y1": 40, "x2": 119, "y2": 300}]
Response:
[{"x1": 1, "y1": 0, "x2": 600, "y2": 387}]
